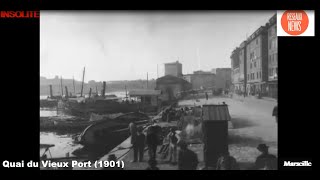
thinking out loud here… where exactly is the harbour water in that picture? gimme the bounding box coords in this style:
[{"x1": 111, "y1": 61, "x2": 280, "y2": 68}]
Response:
[
  {"x1": 40, "y1": 132, "x2": 82, "y2": 158},
  {"x1": 40, "y1": 91, "x2": 126, "y2": 158}
]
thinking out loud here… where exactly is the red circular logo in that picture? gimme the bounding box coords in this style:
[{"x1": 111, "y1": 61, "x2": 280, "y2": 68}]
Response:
[{"x1": 281, "y1": 10, "x2": 309, "y2": 35}]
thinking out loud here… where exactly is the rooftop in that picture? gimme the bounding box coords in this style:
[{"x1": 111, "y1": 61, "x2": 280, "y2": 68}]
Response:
[
  {"x1": 165, "y1": 61, "x2": 181, "y2": 65},
  {"x1": 129, "y1": 89, "x2": 161, "y2": 96}
]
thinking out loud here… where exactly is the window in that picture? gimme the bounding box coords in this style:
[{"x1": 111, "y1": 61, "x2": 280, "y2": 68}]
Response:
[
  {"x1": 254, "y1": 61, "x2": 256, "y2": 67},
  {"x1": 269, "y1": 42, "x2": 271, "y2": 49},
  {"x1": 252, "y1": 73, "x2": 255, "y2": 80},
  {"x1": 250, "y1": 63, "x2": 252, "y2": 69},
  {"x1": 256, "y1": 39, "x2": 258, "y2": 45},
  {"x1": 248, "y1": 74, "x2": 250, "y2": 80},
  {"x1": 269, "y1": 55, "x2": 271, "y2": 63},
  {"x1": 260, "y1": 72, "x2": 262, "y2": 79}
]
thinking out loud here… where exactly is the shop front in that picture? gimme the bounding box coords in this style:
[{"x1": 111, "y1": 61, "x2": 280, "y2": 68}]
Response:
[{"x1": 267, "y1": 81, "x2": 278, "y2": 99}]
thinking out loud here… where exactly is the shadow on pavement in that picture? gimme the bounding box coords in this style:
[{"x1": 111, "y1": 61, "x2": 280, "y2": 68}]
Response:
[
  {"x1": 231, "y1": 118, "x2": 258, "y2": 129},
  {"x1": 228, "y1": 134, "x2": 276, "y2": 148}
]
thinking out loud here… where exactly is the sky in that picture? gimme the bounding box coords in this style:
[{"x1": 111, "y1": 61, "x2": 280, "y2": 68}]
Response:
[{"x1": 40, "y1": 11, "x2": 275, "y2": 82}]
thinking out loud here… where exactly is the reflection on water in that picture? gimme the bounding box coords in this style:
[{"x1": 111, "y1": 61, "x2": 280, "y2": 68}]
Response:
[
  {"x1": 40, "y1": 110, "x2": 57, "y2": 117},
  {"x1": 40, "y1": 108, "x2": 68, "y2": 117},
  {"x1": 40, "y1": 132, "x2": 83, "y2": 158},
  {"x1": 40, "y1": 108, "x2": 80, "y2": 158},
  {"x1": 39, "y1": 91, "x2": 126, "y2": 159}
]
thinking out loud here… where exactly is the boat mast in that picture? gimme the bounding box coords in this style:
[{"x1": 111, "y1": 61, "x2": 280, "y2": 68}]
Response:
[
  {"x1": 80, "y1": 67, "x2": 85, "y2": 97},
  {"x1": 146, "y1": 72, "x2": 148, "y2": 89},
  {"x1": 73, "y1": 76, "x2": 76, "y2": 95},
  {"x1": 125, "y1": 85, "x2": 127, "y2": 98},
  {"x1": 60, "y1": 76, "x2": 64, "y2": 97}
]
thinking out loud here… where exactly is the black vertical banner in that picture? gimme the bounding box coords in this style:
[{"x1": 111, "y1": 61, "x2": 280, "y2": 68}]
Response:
[{"x1": 0, "y1": 10, "x2": 40, "y2": 174}]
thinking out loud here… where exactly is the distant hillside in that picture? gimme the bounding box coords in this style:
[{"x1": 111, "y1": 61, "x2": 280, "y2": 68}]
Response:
[{"x1": 40, "y1": 76, "x2": 156, "y2": 96}]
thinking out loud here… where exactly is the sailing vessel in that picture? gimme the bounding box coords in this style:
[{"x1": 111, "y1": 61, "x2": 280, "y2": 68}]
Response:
[{"x1": 64, "y1": 68, "x2": 161, "y2": 116}]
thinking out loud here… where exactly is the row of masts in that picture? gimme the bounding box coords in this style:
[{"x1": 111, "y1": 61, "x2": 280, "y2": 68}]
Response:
[
  {"x1": 50, "y1": 66, "x2": 152, "y2": 99},
  {"x1": 51, "y1": 67, "x2": 86, "y2": 98}
]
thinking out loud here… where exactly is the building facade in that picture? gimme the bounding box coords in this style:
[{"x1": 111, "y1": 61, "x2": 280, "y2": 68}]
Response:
[
  {"x1": 231, "y1": 47, "x2": 241, "y2": 93},
  {"x1": 215, "y1": 68, "x2": 232, "y2": 90},
  {"x1": 230, "y1": 13, "x2": 277, "y2": 98},
  {"x1": 239, "y1": 40, "x2": 247, "y2": 94},
  {"x1": 155, "y1": 75, "x2": 192, "y2": 102},
  {"x1": 267, "y1": 14, "x2": 278, "y2": 98},
  {"x1": 246, "y1": 26, "x2": 268, "y2": 96},
  {"x1": 183, "y1": 71, "x2": 216, "y2": 90},
  {"x1": 164, "y1": 61, "x2": 183, "y2": 77}
]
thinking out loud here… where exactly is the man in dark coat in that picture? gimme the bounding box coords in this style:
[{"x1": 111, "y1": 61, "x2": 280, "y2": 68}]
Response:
[
  {"x1": 177, "y1": 140, "x2": 198, "y2": 170},
  {"x1": 145, "y1": 126, "x2": 160, "y2": 161},
  {"x1": 135, "y1": 127, "x2": 146, "y2": 162},
  {"x1": 129, "y1": 121, "x2": 138, "y2": 162},
  {"x1": 272, "y1": 105, "x2": 278, "y2": 123},
  {"x1": 167, "y1": 128, "x2": 178, "y2": 164},
  {"x1": 216, "y1": 151, "x2": 239, "y2": 170},
  {"x1": 254, "y1": 144, "x2": 277, "y2": 170}
]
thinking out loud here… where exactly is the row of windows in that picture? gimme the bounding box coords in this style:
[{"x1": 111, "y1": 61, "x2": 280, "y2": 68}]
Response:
[
  {"x1": 269, "y1": 67, "x2": 278, "y2": 77},
  {"x1": 250, "y1": 60, "x2": 260, "y2": 69},
  {"x1": 268, "y1": 26, "x2": 277, "y2": 36},
  {"x1": 269, "y1": 53, "x2": 278, "y2": 64},
  {"x1": 247, "y1": 71, "x2": 262, "y2": 81},
  {"x1": 269, "y1": 38, "x2": 277, "y2": 50}
]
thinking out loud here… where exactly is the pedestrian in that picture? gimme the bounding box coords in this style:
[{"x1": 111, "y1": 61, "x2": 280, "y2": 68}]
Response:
[
  {"x1": 167, "y1": 128, "x2": 178, "y2": 165},
  {"x1": 135, "y1": 127, "x2": 146, "y2": 162},
  {"x1": 145, "y1": 126, "x2": 160, "y2": 161},
  {"x1": 216, "y1": 151, "x2": 239, "y2": 170},
  {"x1": 146, "y1": 159, "x2": 159, "y2": 170},
  {"x1": 129, "y1": 121, "x2": 138, "y2": 162},
  {"x1": 254, "y1": 144, "x2": 277, "y2": 170},
  {"x1": 166, "y1": 109, "x2": 171, "y2": 123},
  {"x1": 205, "y1": 92, "x2": 208, "y2": 100},
  {"x1": 272, "y1": 105, "x2": 278, "y2": 123},
  {"x1": 177, "y1": 140, "x2": 198, "y2": 170}
]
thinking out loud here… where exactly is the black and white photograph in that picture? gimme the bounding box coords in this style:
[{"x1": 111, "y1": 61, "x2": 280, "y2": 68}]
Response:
[{"x1": 39, "y1": 11, "x2": 278, "y2": 170}]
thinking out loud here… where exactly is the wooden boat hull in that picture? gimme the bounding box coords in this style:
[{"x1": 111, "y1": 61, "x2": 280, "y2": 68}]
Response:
[
  {"x1": 65, "y1": 100, "x2": 157, "y2": 116},
  {"x1": 78, "y1": 112, "x2": 150, "y2": 146}
]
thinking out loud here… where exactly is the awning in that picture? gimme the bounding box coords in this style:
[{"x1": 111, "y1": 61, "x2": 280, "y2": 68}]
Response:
[
  {"x1": 267, "y1": 81, "x2": 278, "y2": 84},
  {"x1": 253, "y1": 82, "x2": 267, "y2": 85},
  {"x1": 129, "y1": 89, "x2": 161, "y2": 96}
]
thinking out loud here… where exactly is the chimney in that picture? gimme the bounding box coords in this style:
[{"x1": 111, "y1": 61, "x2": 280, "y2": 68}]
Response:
[
  {"x1": 102, "y1": 81, "x2": 106, "y2": 97},
  {"x1": 65, "y1": 86, "x2": 69, "y2": 99},
  {"x1": 49, "y1": 85, "x2": 53, "y2": 98}
]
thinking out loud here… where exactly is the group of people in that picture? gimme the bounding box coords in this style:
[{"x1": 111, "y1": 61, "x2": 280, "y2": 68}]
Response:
[
  {"x1": 128, "y1": 121, "x2": 199, "y2": 170},
  {"x1": 125, "y1": 103, "x2": 278, "y2": 170},
  {"x1": 161, "y1": 107, "x2": 186, "y2": 123},
  {"x1": 122, "y1": 98, "x2": 136, "y2": 104},
  {"x1": 214, "y1": 143, "x2": 277, "y2": 170}
]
